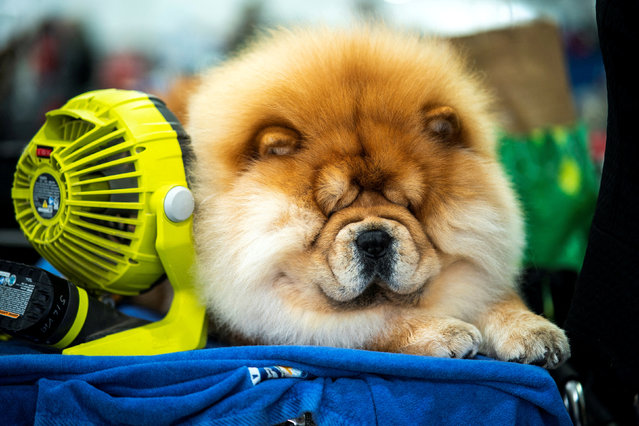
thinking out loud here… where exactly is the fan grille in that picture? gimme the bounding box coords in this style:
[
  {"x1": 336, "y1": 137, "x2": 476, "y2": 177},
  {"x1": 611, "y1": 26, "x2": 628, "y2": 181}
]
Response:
[{"x1": 12, "y1": 90, "x2": 187, "y2": 294}]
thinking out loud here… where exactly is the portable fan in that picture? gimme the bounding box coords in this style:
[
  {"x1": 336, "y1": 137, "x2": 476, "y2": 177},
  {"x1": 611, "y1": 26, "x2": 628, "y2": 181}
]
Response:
[{"x1": 10, "y1": 89, "x2": 207, "y2": 355}]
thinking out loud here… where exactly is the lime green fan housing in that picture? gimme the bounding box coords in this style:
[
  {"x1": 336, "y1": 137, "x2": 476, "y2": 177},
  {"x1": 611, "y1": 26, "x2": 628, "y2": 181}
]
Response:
[{"x1": 11, "y1": 89, "x2": 207, "y2": 355}]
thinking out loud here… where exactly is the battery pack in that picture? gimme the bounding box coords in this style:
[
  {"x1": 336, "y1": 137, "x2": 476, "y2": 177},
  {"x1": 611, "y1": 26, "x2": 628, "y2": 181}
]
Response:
[{"x1": 0, "y1": 259, "x2": 147, "y2": 349}]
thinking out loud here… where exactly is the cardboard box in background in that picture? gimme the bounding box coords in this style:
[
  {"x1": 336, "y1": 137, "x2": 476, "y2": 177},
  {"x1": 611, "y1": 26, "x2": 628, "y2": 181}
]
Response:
[{"x1": 453, "y1": 20, "x2": 577, "y2": 135}]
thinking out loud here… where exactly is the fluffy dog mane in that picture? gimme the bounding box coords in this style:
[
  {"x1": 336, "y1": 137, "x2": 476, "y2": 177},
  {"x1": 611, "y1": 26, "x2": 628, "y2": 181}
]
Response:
[{"x1": 187, "y1": 26, "x2": 525, "y2": 350}]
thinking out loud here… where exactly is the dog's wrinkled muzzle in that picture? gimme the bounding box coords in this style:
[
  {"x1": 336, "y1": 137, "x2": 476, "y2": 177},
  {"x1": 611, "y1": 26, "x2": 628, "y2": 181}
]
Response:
[{"x1": 322, "y1": 217, "x2": 438, "y2": 302}]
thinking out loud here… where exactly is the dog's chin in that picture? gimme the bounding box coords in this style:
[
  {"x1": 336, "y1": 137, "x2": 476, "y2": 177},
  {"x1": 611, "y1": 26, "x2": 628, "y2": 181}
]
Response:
[{"x1": 319, "y1": 277, "x2": 425, "y2": 310}]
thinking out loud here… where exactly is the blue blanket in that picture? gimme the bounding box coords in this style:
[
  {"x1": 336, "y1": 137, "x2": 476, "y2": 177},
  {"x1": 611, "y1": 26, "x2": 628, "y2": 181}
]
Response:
[{"x1": 0, "y1": 341, "x2": 570, "y2": 425}]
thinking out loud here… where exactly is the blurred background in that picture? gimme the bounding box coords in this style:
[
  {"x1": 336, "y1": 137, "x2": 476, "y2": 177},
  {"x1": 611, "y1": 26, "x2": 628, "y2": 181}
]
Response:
[
  {"x1": 0, "y1": 1, "x2": 615, "y2": 420},
  {"x1": 0, "y1": 0, "x2": 603, "y2": 318}
]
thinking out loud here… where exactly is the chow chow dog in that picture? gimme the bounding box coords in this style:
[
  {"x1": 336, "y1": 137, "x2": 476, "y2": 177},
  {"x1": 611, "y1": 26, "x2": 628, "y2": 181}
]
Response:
[{"x1": 186, "y1": 26, "x2": 570, "y2": 368}]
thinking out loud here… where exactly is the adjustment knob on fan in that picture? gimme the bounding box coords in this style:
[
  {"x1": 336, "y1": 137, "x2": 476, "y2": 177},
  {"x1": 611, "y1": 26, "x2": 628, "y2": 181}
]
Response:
[{"x1": 164, "y1": 186, "x2": 194, "y2": 222}]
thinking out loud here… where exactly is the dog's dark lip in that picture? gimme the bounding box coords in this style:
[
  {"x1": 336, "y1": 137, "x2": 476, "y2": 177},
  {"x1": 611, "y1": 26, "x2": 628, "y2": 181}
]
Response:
[
  {"x1": 319, "y1": 283, "x2": 384, "y2": 310},
  {"x1": 319, "y1": 278, "x2": 424, "y2": 311}
]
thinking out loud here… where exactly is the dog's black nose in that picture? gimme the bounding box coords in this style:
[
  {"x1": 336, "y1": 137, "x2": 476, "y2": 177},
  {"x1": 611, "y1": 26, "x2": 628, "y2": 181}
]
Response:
[{"x1": 356, "y1": 230, "x2": 392, "y2": 259}]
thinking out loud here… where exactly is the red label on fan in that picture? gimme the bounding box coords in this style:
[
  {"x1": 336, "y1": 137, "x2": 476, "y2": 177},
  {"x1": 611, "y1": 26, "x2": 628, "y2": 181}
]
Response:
[{"x1": 36, "y1": 146, "x2": 53, "y2": 158}]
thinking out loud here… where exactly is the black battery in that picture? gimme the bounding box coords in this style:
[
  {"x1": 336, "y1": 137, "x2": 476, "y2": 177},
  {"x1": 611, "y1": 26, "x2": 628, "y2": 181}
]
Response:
[{"x1": 0, "y1": 259, "x2": 147, "y2": 349}]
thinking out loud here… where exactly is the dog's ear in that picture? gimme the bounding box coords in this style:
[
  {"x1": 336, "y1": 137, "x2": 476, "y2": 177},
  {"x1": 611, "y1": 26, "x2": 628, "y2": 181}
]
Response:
[
  {"x1": 422, "y1": 106, "x2": 461, "y2": 144},
  {"x1": 256, "y1": 126, "x2": 300, "y2": 157}
]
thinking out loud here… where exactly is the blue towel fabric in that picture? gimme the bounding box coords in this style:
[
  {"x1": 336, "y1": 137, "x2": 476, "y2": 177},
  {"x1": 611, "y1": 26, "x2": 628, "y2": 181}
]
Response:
[{"x1": 0, "y1": 340, "x2": 571, "y2": 425}]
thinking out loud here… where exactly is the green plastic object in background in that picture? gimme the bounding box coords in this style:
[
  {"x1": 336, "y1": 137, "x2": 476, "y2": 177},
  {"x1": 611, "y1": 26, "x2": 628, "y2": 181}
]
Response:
[{"x1": 499, "y1": 123, "x2": 599, "y2": 271}]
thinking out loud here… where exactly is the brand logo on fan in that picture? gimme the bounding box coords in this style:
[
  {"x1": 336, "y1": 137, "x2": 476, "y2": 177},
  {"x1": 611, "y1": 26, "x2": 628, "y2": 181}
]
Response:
[{"x1": 36, "y1": 146, "x2": 53, "y2": 158}]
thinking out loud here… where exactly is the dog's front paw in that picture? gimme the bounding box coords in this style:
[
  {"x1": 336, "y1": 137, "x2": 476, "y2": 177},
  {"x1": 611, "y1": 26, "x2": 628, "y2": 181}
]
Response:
[
  {"x1": 400, "y1": 318, "x2": 482, "y2": 359},
  {"x1": 483, "y1": 313, "x2": 570, "y2": 369}
]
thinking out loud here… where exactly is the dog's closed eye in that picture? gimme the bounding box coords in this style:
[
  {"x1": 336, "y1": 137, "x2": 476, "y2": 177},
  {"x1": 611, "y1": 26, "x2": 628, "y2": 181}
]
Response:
[
  {"x1": 422, "y1": 105, "x2": 462, "y2": 145},
  {"x1": 256, "y1": 126, "x2": 301, "y2": 157}
]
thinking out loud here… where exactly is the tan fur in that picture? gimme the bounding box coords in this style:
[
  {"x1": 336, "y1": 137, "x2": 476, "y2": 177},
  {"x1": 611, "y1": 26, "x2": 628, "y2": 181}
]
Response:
[{"x1": 187, "y1": 26, "x2": 569, "y2": 368}]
